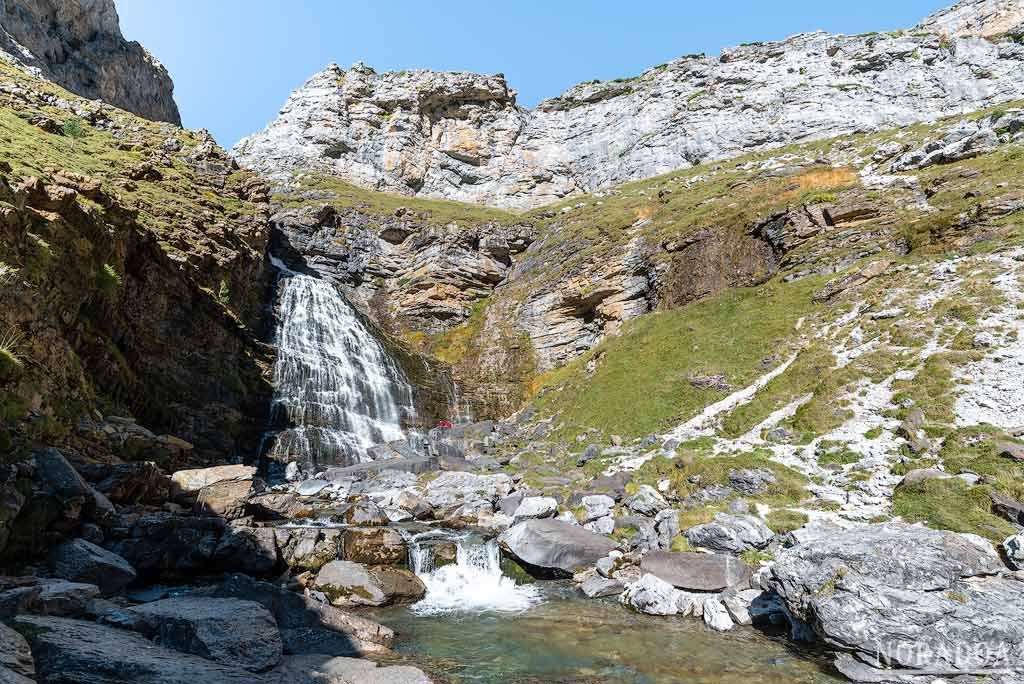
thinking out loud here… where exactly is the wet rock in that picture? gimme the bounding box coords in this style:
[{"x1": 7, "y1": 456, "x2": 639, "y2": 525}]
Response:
[
  {"x1": 270, "y1": 654, "x2": 432, "y2": 684},
  {"x1": 684, "y1": 514, "x2": 774, "y2": 554},
  {"x1": 498, "y1": 519, "x2": 617, "y2": 578},
  {"x1": 640, "y1": 551, "x2": 751, "y2": 592},
  {"x1": 727, "y1": 469, "x2": 776, "y2": 495},
  {"x1": 342, "y1": 527, "x2": 407, "y2": 565},
  {"x1": 0, "y1": 622, "x2": 34, "y2": 684},
  {"x1": 12, "y1": 615, "x2": 260, "y2": 683},
  {"x1": 171, "y1": 465, "x2": 256, "y2": 494},
  {"x1": 580, "y1": 572, "x2": 624, "y2": 598},
  {"x1": 768, "y1": 523, "x2": 1020, "y2": 681},
  {"x1": 48, "y1": 538, "x2": 136, "y2": 595},
  {"x1": 624, "y1": 485, "x2": 668, "y2": 516},
  {"x1": 209, "y1": 574, "x2": 394, "y2": 656},
  {"x1": 130, "y1": 596, "x2": 283, "y2": 672},
  {"x1": 343, "y1": 500, "x2": 389, "y2": 526},
  {"x1": 314, "y1": 561, "x2": 425, "y2": 607},
  {"x1": 512, "y1": 496, "x2": 558, "y2": 522}
]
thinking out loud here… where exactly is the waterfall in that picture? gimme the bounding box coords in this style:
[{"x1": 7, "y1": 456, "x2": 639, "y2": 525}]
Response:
[
  {"x1": 265, "y1": 259, "x2": 416, "y2": 471},
  {"x1": 402, "y1": 529, "x2": 543, "y2": 615}
]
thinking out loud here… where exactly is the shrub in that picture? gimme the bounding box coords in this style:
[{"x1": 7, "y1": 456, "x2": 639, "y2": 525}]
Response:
[
  {"x1": 97, "y1": 263, "x2": 122, "y2": 299},
  {"x1": 217, "y1": 278, "x2": 230, "y2": 305},
  {"x1": 61, "y1": 117, "x2": 86, "y2": 145}
]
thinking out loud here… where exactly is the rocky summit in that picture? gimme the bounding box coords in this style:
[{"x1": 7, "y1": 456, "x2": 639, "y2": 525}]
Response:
[{"x1": 2, "y1": 0, "x2": 1024, "y2": 683}]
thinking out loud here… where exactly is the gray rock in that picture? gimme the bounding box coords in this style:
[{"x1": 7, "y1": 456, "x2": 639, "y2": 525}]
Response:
[
  {"x1": 130, "y1": 596, "x2": 283, "y2": 672},
  {"x1": 684, "y1": 484, "x2": 735, "y2": 508},
  {"x1": 619, "y1": 573, "x2": 681, "y2": 616},
  {"x1": 295, "y1": 479, "x2": 331, "y2": 496},
  {"x1": 423, "y1": 472, "x2": 513, "y2": 509},
  {"x1": 0, "y1": 622, "x2": 34, "y2": 683},
  {"x1": 580, "y1": 494, "x2": 615, "y2": 522},
  {"x1": 996, "y1": 440, "x2": 1024, "y2": 462},
  {"x1": 212, "y1": 524, "x2": 280, "y2": 575},
  {"x1": 12, "y1": 615, "x2": 262, "y2": 683},
  {"x1": 498, "y1": 518, "x2": 617, "y2": 577},
  {"x1": 1004, "y1": 532, "x2": 1024, "y2": 571},
  {"x1": 35, "y1": 579, "x2": 101, "y2": 617},
  {"x1": 49, "y1": 538, "x2": 136, "y2": 596},
  {"x1": 577, "y1": 444, "x2": 601, "y2": 466},
  {"x1": 684, "y1": 514, "x2": 774, "y2": 554},
  {"x1": 171, "y1": 465, "x2": 256, "y2": 494},
  {"x1": 314, "y1": 560, "x2": 425, "y2": 607},
  {"x1": 584, "y1": 516, "x2": 615, "y2": 535},
  {"x1": 270, "y1": 654, "x2": 433, "y2": 684},
  {"x1": 624, "y1": 485, "x2": 668, "y2": 516},
  {"x1": 640, "y1": 551, "x2": 751, "y2": 592},
  {"x1": 991, "y1": 490, "x2": 1024, "y2": 525},
  {"x1": 342, "y1": 526, "x2": 407, "y2": 565},
  {"x1": 512, "y1": 496, "x2": 558, "y2": 522},
  {"x1": 343, "y1": 500, "x2": 389, "y2": 526},
  {"x1": 702, "y1": 597, "x2": 734, "y2": 631},
  {"x1": 580, "y1": 573, "x2": 625, "y2": 598},
  {"x1": 768, "y1": 523, "x2": 1022, "y2": 680},
  {"x1": 727, "y1": 469, "x2": 776, "y2": 495}
]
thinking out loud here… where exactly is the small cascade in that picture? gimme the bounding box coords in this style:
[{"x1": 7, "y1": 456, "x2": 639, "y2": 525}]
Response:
[
  {"x1": 402, "y1": 529, "x2": 542, "y2": 615},
  {"x1": 265, "y1": 258, "x2": 416, "y2": 471}
]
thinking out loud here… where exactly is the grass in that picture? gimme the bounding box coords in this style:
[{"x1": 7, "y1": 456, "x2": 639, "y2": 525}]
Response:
[
  {"x1": 96, "y1": 263, "x2": 122, "y2": 299},
  {"x1": 0, "y1": 329, "x2": 24, "y2": 381},
  {"x1": 893, "y1": 478, "x2": 1018, "y2": 542},
  {"x1": 765, "y1": 509, "x2": 810, "y2": 533},
  {"x1": 533, "y1": 275, "x2": 823, "y2": 440}
]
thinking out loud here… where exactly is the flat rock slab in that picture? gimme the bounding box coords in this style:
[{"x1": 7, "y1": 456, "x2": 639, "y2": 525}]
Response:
[
  {"x1": 640, "y1": 551, "x2": 751, "y2": 592},
  {"x1": 130, "y1": 596, "x2": 283, "y2": 672},
  {"x1": 270, "y1": 655, "x2": 432, "y2": 684},
  {"x1": 768, "y1": 522, "x2": 1023, "y2": 680},
  {"x1": 498, "y1": 519, "x2": 617, "y2": 577},
  {"x1": 171, "y1": 465, "x2": 255, "y2": 494},
  {"x1": 11, "y1": 616, "x2": 261, "y2": 684}
]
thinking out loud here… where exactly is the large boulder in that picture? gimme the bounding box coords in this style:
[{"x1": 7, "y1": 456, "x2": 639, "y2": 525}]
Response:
[
  {"x1": 208, "y1": 574, "x2": 394, "y2": 656},
  {"x1": 105, "y1": 511, "x2": 227, "y2": 576},
  {"x1": 11, "y1": 615, "x2": 261, "y2": 683},
  {"x1": 619, "y1": 573, "x2": 683, "y2": 616},
  {"x1": 342, "y1": 527, "x2": 407, "y2": 565},
  {"x1": 684, "y1": 514, "x2": 774, "y2": 554},
  {"x1": 423, "y1": 472, "x2": 513, "y2": 509},
  {"x1": 35, "y1": 579, "x2": 101, "y2": 617},
  {"x1": 498, "y1": 519, "x2": 617, "y2": 578},
  {"x1": 171, "y1": 465, "x2": 256, "y2": 494},
  {"x1": 130, "y1": 596, "x2": 283, "y2": 672},
  {"x1": 195, "y1": 479, "x2": 254, "y2": 520},
  {"x1": 512, "y1": 496, "x2": 558, "y2": 523},
  {"x1": 211, "y1": 524, "x2": 280, "y2": 574},
  {"x1": 314, "y1": 561, "x2": 425, "y2": 607},
  {"x1": 48, "y1": 538, "x2": 136, "y2": 595},
  {"x1": 275, "y1": 527, "x2": 343, "y2": 571},
  {"x1": 640, "y1": 551, "x2": 751, "y2": 592},
  {"x1": 1005, "y1": 532, "x2": 1024, "y2": 571},
  {"x1": 247, "y1": 492, "x2": 315, "y2": 520},
  {"x1": 623, "y1": 485, "x2": 668, "y2": 516},
  {"x1": 84, "y1": 462, "x2": 171, "y2": 505},
  {"x1": 767, "y1": 523, "x2": 1023, "y2": 682},
  {"x1": 0, "y1": 622, "x2": 35, "y2": 684}
]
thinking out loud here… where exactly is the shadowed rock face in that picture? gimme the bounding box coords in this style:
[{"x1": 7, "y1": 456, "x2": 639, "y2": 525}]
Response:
[
  {"x1": 235, "y1": 7, "x2": 1024, "y2": 210},
  {"x1": 0, "y1": 0, "x2": 180, "y2": 124}
]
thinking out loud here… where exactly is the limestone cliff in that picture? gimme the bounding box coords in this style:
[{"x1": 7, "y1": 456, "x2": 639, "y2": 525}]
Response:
[
  {"x1": 235, "y1": 2, "x2": 1024, "y2": 209},
  {"x1": 918, "y1": 0, "x2": 1024, "y2": 38},
  {"x1": 0, "y1": 0, "x2": 180, "y2": 124}
]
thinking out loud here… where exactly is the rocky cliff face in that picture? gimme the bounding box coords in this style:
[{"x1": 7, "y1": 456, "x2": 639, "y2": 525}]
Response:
[
  {"x1": 918, "y1": 0, "x2": 1024, "y2": 38},
  {"x1": 235, "y1": 3, "x2": 1024, "y2": 209},
  {"x1": 0, "y1": 0, "x2": 180, "y2": 124}
]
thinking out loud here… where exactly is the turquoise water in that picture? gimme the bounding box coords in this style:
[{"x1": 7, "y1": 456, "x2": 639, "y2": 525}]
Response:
[{"x1": 370, "y1": 585, "x2": 840, "y2": 684}]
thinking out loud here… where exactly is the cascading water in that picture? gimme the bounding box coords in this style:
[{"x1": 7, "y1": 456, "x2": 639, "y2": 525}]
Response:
[
  {"x1": 265, "y1": 258, "x2": 416, "y2": 471},
  {"x1": 402, "y1": 529, "x2": 543, "y2": 615}
]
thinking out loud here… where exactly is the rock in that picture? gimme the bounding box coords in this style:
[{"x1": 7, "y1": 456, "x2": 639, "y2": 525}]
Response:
[
  {"x1": 727, "y1": 469, "x2": 776, "y2": 495},
  {"x1": 584, "y1": 516, "x2": 615, "y2": 535},
  {"x1": 247, "y1": 492, "x2": 315, "y2": 520},
  {"x1": 343, "y1": 500, "x2": 389, "y2": 526},
  {"x1": 130, "y1": 596, "x2": 283, "y2": 672},
  {"x1": 314, "y1": 560, "x2": 425, "y2": 607},
  {"x1": 284, "y1": 461, "x2": 302, "y2": 482},
  {"x1": 580, "y1": 494, "x2": 615, "y2": 522},
  {"x1": 640, "y1": 551, "x2": 751, "y2": 592},
  {"x1": 684, "y1": 514, "x2": 774, "y2": 554},
  {"x1": 105, "y1": 512, "x2": 228, "y2": 576},
  {"x1": 270, "y1": 655, "x2": 432, "y2": 684},
  {"x1": 768, "y1": 523, "x2": 1021, "y2": 680},
  {"x1": 991, "y1": 490, "x2": 1024, "y2": 525},
  {"x1": 996, "y1": 440, "x2": 1024, "y2": 462},
  {"x1": 722, "y1": 589, "x2": 762, "y2": 626},
  {"x1": 512, "y1": 496, "x2": 558, "y2": 522},
  {"x1": 684, "y1": 484, "x2": 735, "y2": 508},
  {"x1": 620, "y1": 573, "x2": 682, "y2": 616},
  {"x1": 580, "y1": 573, "x2": 624, "y2": 598},
  {"x1": 212, "y1": 524, "x2": 280, "y2": 575},
  {"x1": 624, "y1": 485, "x2": 668, "y2": 516},
  {"x1": 208, "y1": 574, "x2": 393, "y2": 657},
  {"x1": 423, "y1": 472, "x2": 513, "y2": 509},
  {"x1": 275, "y1": 528, "x2": 343, "y2": 571},
  {"x1": 87, "y1": 462, "x2": 171, "y2": 505},
  {"x1": 195, "y1": 478, "x2": 254, "y2": 519},
  {"x1": 342, "y1": 527, "x2": 407, "y2": 565},
  {"x1": 296, "y1": 479, "x2": 332, "y2": 496},
  {"x1": 577, "y1": 444, "x2": 601, "y2": 466},
  {"x1": 702, "y1": 598, "x2": 734, "y2": 631},
  {"x1": 49, "y1": 538, "x2": 136, "y2": 596},
  {"x1": 1004, "y1": 532, "x2": 1024, "y2": 571},
  {"x1": 0, "y1": 622, "x2": 35, "y2": 683},
  {"x1": 896, "y1": 468, "x2": 952, "y2": 488},
  {"x1": 171, "y1": 465, "x2": 256, "y2": 494},
  {"x1": 394, "y1": 491, "x2": 434, "y2": 520},
  {"x1": 498, "y1": 519, "x2": 617, "y2": 578},
  {"x1": 12, "y1": 615, "x2": 262, "y2": 683}
]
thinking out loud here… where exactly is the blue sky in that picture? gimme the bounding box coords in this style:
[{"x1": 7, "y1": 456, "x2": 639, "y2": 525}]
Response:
[{"x1": 116, "y1": 0, "x2": 946, "y2": 148}]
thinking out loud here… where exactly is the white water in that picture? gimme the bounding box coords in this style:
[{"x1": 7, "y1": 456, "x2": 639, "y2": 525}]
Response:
[
  {"x1": 403, "y1": 529, "x2": 542, "y2": 616},
  {"x1": 266, "y1": 260, "x2": 416, "y2": 470}
]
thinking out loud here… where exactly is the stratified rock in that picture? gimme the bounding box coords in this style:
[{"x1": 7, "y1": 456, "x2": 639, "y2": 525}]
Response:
[
  {"x1": 1003, "y1": 532, "x2": 1024, "y2": 571},
  {"x1": 209, "y1": 574, "x2": 394, "y2": 656},
  {"x1": 684, "y1": 514, "x2": 774, "y2": 554},
  {"x1": 623, "y1": 485, "x2": 668, "y2": 516},
  {"x1": 12, "y1": 615, "x2": 261, "y2": 683},
  {"x1": 343, "y1": 500, "x2": 389, "y2": 526},
  {"x1": 640, "y1": 551, "x2": 751, "y2": 592},
  {"x1": 497, "y1": 519, "x2": 617, "y2": 578},
  {"x1": 0, "y1": 0, "x2": 180, "y2": 123},
  {"x1": 918, "y1": 0, "x2": 1024, "y2": 38},
  {"x1": 195, "y1": 478, "x2": 253, "y2": 520},
  {"x1": 702, "y1": 598, "x2": 734, "y2": 632},
  {"x1": 423, "y1": 472, "x2": 513, "y2": 509},
  {"x1": 579, "y1": 573, "x2": 624, "y2": 598},
  {"x1": 275, "y1": 527, "x2": 343, "y2": 571},
  {"x1": 314, "y1": 561, "x2": 425, "y2": 607},
  {"x1": 767, "y1": 523, "x2": 1022, "y2": 681},
  {"x1": 512, "y1": 496, "x2": 558, "y2": 522},
  {"x1": 0, "y1": 622, "x2": 35, "y2": 683},
  {"x1": 619, "y1": 573, "x2": 681, "y2": 616},
  {"x1": 48, "y1": 538, "x2": 136, "y2": 595},
  {"x1": 130, "y1": 596, "x2": 283, "y2": 672},
  {"x1": 35, "y1": 579, "x2": 101, "y2": 617}
]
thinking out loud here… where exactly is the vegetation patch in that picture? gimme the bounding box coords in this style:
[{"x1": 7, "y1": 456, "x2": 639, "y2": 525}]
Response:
[{"x1": 892, "y1": 478, "x2": 1017, "y2": 542}]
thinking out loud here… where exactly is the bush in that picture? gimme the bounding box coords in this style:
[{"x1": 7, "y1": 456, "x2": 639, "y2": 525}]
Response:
[
  {"x1": 61, "y1": 117, "x2": 86, "y2": 145},
  {"x1": 97, "y1": 263, "x2": 122, "y2": 299},
  {"x1": 0, "y1": 329, "x2": 24, "y2": 381}
]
